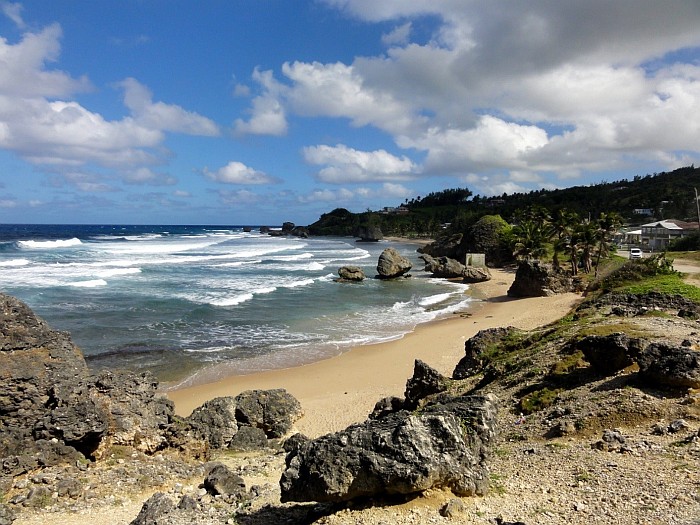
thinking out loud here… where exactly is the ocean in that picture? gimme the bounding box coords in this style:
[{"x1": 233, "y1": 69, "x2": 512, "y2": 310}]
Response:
[{"x1": 0, "y1": 224, "x2": 473, "y2": 389}]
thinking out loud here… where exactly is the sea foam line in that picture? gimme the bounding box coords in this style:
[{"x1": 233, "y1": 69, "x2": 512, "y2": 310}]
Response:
[{"x1": 18, "y1": 238, "x2": 82, "y2": 249}]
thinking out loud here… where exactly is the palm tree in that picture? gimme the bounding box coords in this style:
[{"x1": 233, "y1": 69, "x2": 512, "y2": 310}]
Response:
[
  {"x1": 576, "y1": 221, "x2": 598, "y2": 273},
  {"x1": 550, "y1": 209, "x2": 579, "y2": 271},
  {"x1": 594, "y1": 212, "x2": 623, "y2": 276},
  {"x1": 512, "y1": 220, "x2": 549, "y2": 261}
]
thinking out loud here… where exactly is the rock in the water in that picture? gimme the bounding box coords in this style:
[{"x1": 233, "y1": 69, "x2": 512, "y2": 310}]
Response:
[
  {"x1": 337, "y1": 266, "x2": 366, "y2": 281},
  {"x1": 187, "y1": 396, "x2": 238, "y2": 449},
  {"x1": 234, "y1": 389, "x2": 303, "y2": 438},
  {"x1": 355, "y1": 225, "x2": 383, "y2": 242},
  {"x1": 507, "y1": 260, "x2": 581, "y2": 297},
  {"x1": 637, "y1": 342, "x2": 700, "y2": 388},
  {"x1": 280, "y1": 393, "x2": 498, "y2": 503},
  {"x1": 376, "y1": 248, "x2": 412, "y2": 279},
  {"x1": 453, "y1": 327, "x2": 519, "y2": 379},
  {"x1": 203, "y1": 463, "x2": 247, "y2": 498},
  {"x1": 463, "y1": 266, "x2": 492, "y2": 283}
]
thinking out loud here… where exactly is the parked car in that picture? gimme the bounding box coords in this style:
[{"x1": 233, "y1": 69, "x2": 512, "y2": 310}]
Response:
[{"x1": 629, "y1": 248, "x2": 643, "y2": 259}]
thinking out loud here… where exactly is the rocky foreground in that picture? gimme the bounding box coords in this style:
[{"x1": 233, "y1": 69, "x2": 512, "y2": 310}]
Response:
[{"x1": 2, "y1": 277, "x2": 700, "y2": 523}]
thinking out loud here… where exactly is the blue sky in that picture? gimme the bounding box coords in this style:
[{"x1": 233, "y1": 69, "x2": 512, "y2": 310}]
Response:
[{"x1": 0, "y1": 1, "x2": 699, "y2": 225}]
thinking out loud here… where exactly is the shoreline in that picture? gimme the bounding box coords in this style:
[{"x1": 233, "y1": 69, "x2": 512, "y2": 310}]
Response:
[{"x1": 167, "y1": 268, "x2": 583, "y2": 437}]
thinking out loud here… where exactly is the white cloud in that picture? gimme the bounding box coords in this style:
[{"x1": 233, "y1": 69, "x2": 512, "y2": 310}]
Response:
[
  {"x1": 0, "y1": 23, "x2": 221, "y2": 191},
  {"x1": 119, "y1": 78, "x2": 219, "y2": 136},
  {"x1": 233, "y1": 68, "x2": 287, "y2": 136},
  {"x1": 298, "y1": 188, "x2": 355, "y2": 203},
  {"x1": 1, "y1": 2, "x2": 25, "y2": 29},
  {"x1": 0, "y1": 198, "x2": 17, "y2": 207},
  {"x1": 381, "y1": 22, "x2": 411, "y2": 47},
  {"x1": 217, "y1": 188, "x2": 262, "y2": 205},
  {"x1": 173, "y1": 189, "x2": 191, "y2": 198},
  {"x1": 303, "y1": 144, "x2": 417, "y2": 183},
  {"x1": 204, "y1": 161, "x2": 280, "y2": 185}
]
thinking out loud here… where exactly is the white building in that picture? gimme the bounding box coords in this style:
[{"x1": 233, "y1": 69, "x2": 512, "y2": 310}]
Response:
[{"x1": 640, "y1": 219, "x2": 699, "y2": 250}]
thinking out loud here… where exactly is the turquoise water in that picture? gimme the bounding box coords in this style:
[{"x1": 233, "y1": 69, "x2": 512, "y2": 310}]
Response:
[{"x1": 0, "y1": 225, "x2": 472, "y2": 387}]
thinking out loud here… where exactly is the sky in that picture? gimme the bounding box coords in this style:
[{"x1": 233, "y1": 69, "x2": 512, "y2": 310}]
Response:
[{"x1": 0, "y1": 1, "x2": 699, "y2": 226}]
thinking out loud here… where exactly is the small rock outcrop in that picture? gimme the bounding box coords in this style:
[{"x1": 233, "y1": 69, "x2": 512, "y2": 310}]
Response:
[
  {"x1": 337, "y1": 266, "x2": 366, "y2": 281},
  {"x1": 507, "y1": 260, "x2": 582, "y2": 297},
  {"x1": 203, "y1": 463, "x2": 247, "y2": 498},
  {"x1": 463, "y1": 266, "x2": 492, "y2": 283},
  {"x1": 637, "y1": 342, "x2": 700, "y2": 388},
  {"x1": 419, "y1": 254, "x2": 465, "y2": 278},
  {"x1": 279, "y1": 393, "x2": 498, "y2": 503},
  {"x1": 417, "y1": 233, "x2": 465, "y2": 260},
  {"x1": 235, "y1": 389, "x2": 303, "y2": 438},
  {"x1": 355, "y1": 225, "x2": 383, "y2": 242},
  {"x1": 453, "y1": 327, "x2": 519, "y2": 379},
  {"x1": 187, "y1": 397, "x2": 238, "y2": 449},
  {"x1": 376, "y1": 248, "x2": 412, "y2": 279},
  {"x1": 404, "y1": 359, "x2": 451, "y2": 409},
  {"x1": 576, "y1": 333, "x2": 642, "y2": 375}
]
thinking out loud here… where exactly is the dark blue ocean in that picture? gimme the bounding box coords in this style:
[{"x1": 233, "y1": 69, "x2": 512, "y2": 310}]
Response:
[{"x1": 0, "y1": 224, "x2": 473, "y2": 388}]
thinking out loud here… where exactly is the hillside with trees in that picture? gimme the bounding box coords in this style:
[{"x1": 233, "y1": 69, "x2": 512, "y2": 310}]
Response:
[{"x1": 307, "y1": 165, "x2": 700, "y2": 239}]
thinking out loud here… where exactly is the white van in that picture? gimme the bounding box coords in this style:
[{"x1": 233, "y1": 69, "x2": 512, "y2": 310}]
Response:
[{"x1": 629, "y1": 248, "x2": 643, "y2": 259}]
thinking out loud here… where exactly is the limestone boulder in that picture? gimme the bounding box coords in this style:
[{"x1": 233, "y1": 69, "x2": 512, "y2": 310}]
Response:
[
  {"x1": 337, "y1": 266, "x2": 366, "y2": 281},
  {"x1": 376, "y1": 248, "x2": 412, "y2": 279},
  {"x1": 637, "y1": 343, "x2": 700, "y2": 388},
  {"x1": 279, "y1": 393, "x2": 498, "y2": 503}
]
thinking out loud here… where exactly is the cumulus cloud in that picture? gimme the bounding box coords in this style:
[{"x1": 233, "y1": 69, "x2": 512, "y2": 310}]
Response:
[
  {"x1": 0, "y1": 23, "x2": 221, "y2": 192},
  {"x1": 255, "y1": 1, "x2": 700, "y2": 192},
  {"x1": 119, "y1": 78, "x2": 219, "y2": 136},
  {"x1": 204, "y1": 161, "x2": 280, "y2": 185},
  {"x1": 303, "y1": 144, "x2": 417, "y2": 183},
  {"x1": 233, "y1": 68, "x2": 287, "y2": 136}
]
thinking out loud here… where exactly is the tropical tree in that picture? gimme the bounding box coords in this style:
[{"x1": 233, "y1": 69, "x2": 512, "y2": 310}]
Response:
[
  {"x1": 575, "y1": 220, "x2": 598, "y2": 273},
  {"x1": 550, "y1": 208, "x2": 579, "y2": 271},
  {"x1": 594, "y1": 212, "x2": 623, "y2": 276},
  {"x1": 511, "y1": 220, "x2": 549, "y2": 261}
]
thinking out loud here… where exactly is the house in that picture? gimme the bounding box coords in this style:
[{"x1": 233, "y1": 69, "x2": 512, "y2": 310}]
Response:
[{"x1": 640, "y1": 219, "x2": 699, "y2": 250}]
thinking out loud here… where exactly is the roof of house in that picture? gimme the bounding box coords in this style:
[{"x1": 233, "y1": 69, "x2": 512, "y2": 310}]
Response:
[{"x1": 641, "y1": 219, "x2": 699, "y2": 230}]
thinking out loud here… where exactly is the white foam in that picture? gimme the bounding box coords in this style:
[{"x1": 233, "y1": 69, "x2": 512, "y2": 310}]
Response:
[
  {"x1": 68, "y1": 279, "x2": 107, "y2": 288},
  {"x1": 0, "y1": 259, "x2": 30, "y2": 267},
  {"x1": 210, "y1": 293, "x2": 254, "y2": 306},
  {"x1": 95, "y1": 268, "x2": 142, "y2": 278},
  {"x1": 18, "y1": 238, "x2": 82, "y2": 249},
  {"x1": 419, "y1": 292, "x2": 453, "y2": 307},
  {"x1": 284, "y1": 278, "x2": 315, "y2": 289}
]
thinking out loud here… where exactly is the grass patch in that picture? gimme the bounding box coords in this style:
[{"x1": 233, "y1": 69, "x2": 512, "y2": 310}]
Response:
[
  {"x1": 577, "y1": 321, "x2": 649, "y2": 339},
  {"x1": 518, "y1": 387, "x2": 562, "y2": 414},
  {"x1": 550, "y1": 351, "x2": 586, "y2": 376},
  {"x1": 621, "y1": 274, "x2": 700, "y2": 302}
]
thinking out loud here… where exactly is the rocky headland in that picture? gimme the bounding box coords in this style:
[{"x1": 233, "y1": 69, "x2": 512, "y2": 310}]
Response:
[{"x1": 2, "y1": 257, "x2": 700, "y2": 525}]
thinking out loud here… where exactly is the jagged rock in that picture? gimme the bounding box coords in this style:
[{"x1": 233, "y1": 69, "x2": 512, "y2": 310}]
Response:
[
  {"x1": 203, "y1": 463, "x2": 247, "y2": 498},
  {"x1": 376, "y1": 248, "x2": 412, "y2": 279},
  {"x1": 186, "y1": 397, "x2": 238, "y2": 449},
  {"x1": 463, "y1": 266, "x2": 492, "y2": 283},
  {"x1": 56, "y1": 477, "x2": 82, "y2": 499},
  {"x1": 588, "y1": 292, "x2": 700, "y2": 316},
  {"x1": 130, "y1": 492, "x2": 175, "y2": 525},
  {"x1": 369, "y1": 396, "x2": 406, "y2": 420},
  {"x1": 419, "y1": 255, "x2": 465, "y2": 278},
  {"x1": 355, "y1": 225, "x2": 383, "y2": 242},
  {"x1": 279, "y1": 393, "x2": 498, "y2": 503},
  {"x1": 337, "y1": 266, "x2": 366, "y2": 282},
  {"x1": 283, "y1": 433, "x2": 310, "y2": 455},
  {"x1": 417, "y1": 233, "x2": 464, "y2": 260},
  {"x1": 576, "y1": 333, "x2": 643, "y2": 375},
  {"x1": 507, "y1": 260, "x2": 581, "y2": 297},
  {"x1": 453, "y1": 327, "x2": 519, "y2": 379},
  {"x1": 229, "y1": 425, "x2": 268, "y2": 451},
  {"x1": 0, "y1": 293, "x2": 89, "y2": 457},
  {"x1": 404, "y1": 359, "x2": 450, "y2": 409},
  {"x1": 637, "y1": 342, "x2": 700, "y2": 388},
  {"x1": 234, "y1": 389, "x2": 303, "y2": 438}
]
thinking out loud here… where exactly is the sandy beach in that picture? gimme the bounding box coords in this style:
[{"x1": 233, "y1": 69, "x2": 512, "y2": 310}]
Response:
[{"x1": 168, "y1": 268, "x2": 583, "y2": 437}]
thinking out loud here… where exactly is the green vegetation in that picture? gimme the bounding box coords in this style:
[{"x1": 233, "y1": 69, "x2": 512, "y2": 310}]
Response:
[
  {"x1": 519, "y1": 387, "x2": 562, "y2": 414},
  {"x1": 623, "y1": 275, "x2": 700, "y2": 302}
]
